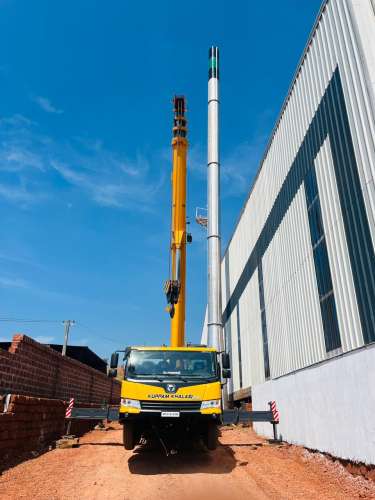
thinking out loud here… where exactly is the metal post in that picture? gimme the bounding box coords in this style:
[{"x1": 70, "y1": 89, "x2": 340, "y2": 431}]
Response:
[
  {"x1": 3, "y1": 393, "x2": 11, "y2": 413},
  {"x1": 207, "y1": 46, "x2": 224, "y2": 354},
  {"x1": 66, "y1": 419, "x2": 72, "y2": 436},
  {"x1": 62, "y1": 320, "x2": 75, "y2": 356},
  {"x1": 268, "y1": 401, "x2": 279, "y2": 441},
  {"x1": 272, "y1": 422, "x2": 278, "y2": 441}
]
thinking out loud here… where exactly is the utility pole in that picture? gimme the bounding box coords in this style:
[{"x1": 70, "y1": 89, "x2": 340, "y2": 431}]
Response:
[{"x1": 62, "y1": 320, "x2": 75, "y2": 356}]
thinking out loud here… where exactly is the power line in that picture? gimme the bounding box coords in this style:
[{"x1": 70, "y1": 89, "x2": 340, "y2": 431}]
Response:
[
  {"x1": 0, "y1": 318, "x2": 62, "y2": 323},
  {"x1": 75, "y1": 322, "x2": 120, "y2": 345},
  {"x1": 0, "y1": 316, "x2": 120, "y2": 346}
]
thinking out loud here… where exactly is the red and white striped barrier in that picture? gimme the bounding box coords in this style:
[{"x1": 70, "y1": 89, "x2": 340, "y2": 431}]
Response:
[
  {"x1": 270, "y1": 400, "x2": 280, "y2": 423},
  {"x1": 65, "y1": 398, "x2": 75, "y2": 418}
]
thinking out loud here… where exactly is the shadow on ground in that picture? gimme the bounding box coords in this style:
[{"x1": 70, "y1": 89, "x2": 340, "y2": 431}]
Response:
[
  {"x1": 222, "y1": 443, "x2": 263, "y2": 448},
  {"x1": 0, "y1": 448, "x2": 49, "y2": 475},
  {"x1": 79, "y1": 442, "x2": 124, "y2": 447},
  {"x1": 128, "y1": 442, "x2": 237, "y2": 475}
]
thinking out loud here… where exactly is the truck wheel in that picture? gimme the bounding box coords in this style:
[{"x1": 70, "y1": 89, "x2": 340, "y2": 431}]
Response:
[
  {"x1": 206, "y1": 422, "x2": 219, "y2": 450},
  {"x1": 123, "y1": 423, "x2": 135, "y2": 450}
]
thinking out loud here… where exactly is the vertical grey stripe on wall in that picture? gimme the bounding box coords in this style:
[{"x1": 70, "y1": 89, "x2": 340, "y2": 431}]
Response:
[
  {"x1": 258, "y1": 261, "x2": 270, "y2": 380},
  {"x1": 222, "y1": 67, "x2": 375, "y2": 350},
  {"x1": 236, "y1": 305, "x2": 243, "y2": 388},
  {"x1": 325, "y1": 71, "x2": 375, "y2": 343},
  {"x1": 304, "y1": 164, "x2": 342, "y2": 352},
  {"x1": 223, "y1": 253, "x2": 234, "y2": 381}
]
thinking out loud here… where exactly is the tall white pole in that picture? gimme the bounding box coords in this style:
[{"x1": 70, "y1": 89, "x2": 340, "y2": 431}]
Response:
[{"x1": 207, "y1": 47, "x2": 224, "y2": 353}]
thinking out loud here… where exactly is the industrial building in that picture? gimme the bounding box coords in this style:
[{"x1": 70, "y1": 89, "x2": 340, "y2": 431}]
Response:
[{"x1": 202, "y1": 0, "x2": 375, "y2": 464}]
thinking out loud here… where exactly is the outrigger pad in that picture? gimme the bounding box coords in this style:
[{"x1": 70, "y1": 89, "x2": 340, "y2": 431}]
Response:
[{"x1": 56, "y1": 437, "x2": 79, "y2": 448}]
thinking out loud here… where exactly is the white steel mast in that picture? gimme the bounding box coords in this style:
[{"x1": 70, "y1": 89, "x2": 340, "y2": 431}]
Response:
[{"x1": 207, "y1": 47, "x2": 224, "y2": 353}]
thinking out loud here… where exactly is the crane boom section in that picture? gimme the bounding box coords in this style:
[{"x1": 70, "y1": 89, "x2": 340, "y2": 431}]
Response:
[{"x1": 168, "y1": 96, "x2": 188, "y2": 347}]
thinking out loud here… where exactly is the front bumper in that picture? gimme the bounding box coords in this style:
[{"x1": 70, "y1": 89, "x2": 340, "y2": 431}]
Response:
[
  {"x1": 118, "y1": 411, "x2": 220, "y2": 424},
  {"x1": 119, "y1": 400, "x2": 221, "y2": 417},
  {"x1": 118, "y1": 400, "x2": 221, "y2": 423}
]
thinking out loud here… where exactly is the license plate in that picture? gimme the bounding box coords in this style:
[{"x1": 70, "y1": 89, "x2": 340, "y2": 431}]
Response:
[{"x1": 161, "y1": 411, "x2": 180, "y2": 418}]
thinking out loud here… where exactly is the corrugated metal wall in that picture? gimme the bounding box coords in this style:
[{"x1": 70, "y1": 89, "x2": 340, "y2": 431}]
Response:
[{"x1": 202, "y1": 0, "x2": 375, "y2": 398}]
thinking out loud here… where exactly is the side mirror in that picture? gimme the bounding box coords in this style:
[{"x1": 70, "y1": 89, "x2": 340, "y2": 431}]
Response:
[
  {"x1": 222, "y1": 368, "x2": 231, "y2": 379},
  {"x1": 110, "y1": 352, "x2": 119, "y2": 369},
  {"x1": 221, "y1": 353, "x2": 230, "y2": 369},
  {"x1": 108, "y1": 368, "x2": 117, "y2": 378}
]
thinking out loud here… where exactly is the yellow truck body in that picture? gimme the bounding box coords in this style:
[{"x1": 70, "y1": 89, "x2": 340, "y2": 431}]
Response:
[{"x1": 117, "y1": 346, "x2": 223, "y2": 450}]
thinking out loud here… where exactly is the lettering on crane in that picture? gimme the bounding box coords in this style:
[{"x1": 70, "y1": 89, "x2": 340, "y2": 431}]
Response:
[{"x1": 147, "y1": 394, "x2": 198, "y2": 400}]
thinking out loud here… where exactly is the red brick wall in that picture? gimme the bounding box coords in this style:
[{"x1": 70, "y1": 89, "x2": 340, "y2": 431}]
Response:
[{"x1": 0, "y1": 334, "x2": 120, "y2": 404}]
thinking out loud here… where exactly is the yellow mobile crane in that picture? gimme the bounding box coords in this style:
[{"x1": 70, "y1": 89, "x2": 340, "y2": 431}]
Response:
[{"x1": 109, "y1": 96, "x2": 231, "y2": 453}]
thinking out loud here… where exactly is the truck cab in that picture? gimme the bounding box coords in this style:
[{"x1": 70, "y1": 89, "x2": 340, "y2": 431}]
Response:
[{"x1": 110, "y1": 346, "x2": 231, "y2": 451}]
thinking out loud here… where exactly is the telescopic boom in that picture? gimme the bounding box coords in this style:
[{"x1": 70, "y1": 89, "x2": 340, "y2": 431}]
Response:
[{"x1": 164, "y1": 96, "x2": 190, "y2": 347}]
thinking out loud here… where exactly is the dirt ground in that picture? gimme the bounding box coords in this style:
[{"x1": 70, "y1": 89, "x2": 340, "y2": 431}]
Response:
[{"x1": 1, "y1": 424, "x2": 375, "y2": 500}]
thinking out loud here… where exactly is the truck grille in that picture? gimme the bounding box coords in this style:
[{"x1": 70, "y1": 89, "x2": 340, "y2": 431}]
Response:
[{"x1": 140, "y1": 401, "x2": 201, "y2": 412}]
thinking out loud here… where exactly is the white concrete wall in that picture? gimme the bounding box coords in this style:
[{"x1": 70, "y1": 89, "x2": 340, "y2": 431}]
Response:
[{"x1": 253, "y1": 342, "x2": 375, "y2": 465}]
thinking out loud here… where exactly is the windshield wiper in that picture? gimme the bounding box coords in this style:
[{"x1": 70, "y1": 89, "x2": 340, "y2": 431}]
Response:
[
  {"x1": 131, "y1": 373, "x2": 165, "y2": 382},
  {"x1": 130, "y1": 373, "x2": 215, "y2": 383},
  {"x1": 138, "y1": 374, "x2": 191, "y2": 382}
]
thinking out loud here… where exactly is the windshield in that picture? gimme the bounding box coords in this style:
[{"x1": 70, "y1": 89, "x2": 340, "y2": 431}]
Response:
[{"x1": 125, "y1": 350, "x2": 217, "y2": 380}]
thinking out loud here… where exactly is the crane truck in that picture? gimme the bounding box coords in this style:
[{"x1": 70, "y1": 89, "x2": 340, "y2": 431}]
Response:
[{"x1": 109, "y1": 96, "x2": 231, "y2": 452}]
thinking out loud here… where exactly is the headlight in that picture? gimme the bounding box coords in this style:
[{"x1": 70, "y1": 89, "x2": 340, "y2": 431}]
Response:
[
  {"x1": 201, "y1": 399, "x2": 221, "y2": 409},
  {"x1": 121, "y1": 398, "x2": 141, "y2": 409}
]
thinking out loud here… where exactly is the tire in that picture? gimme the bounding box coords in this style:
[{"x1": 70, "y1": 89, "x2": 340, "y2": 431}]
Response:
[
  {"x1": 206, "y1": 422, "x2": 219, "y2": 451},
  {"x1": 123, "y1": 423, "x2": 135, "y2": 450}
]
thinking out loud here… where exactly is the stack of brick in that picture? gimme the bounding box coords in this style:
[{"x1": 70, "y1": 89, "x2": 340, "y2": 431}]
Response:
[
  {"x1": 0, "y1": 334, "x2": 120, "y2": 404},
  {"x1": 0, "y1": 395, "x2": 105, "y2": 456},
  {"x1": 0, "y1": 395, "x2": 66, "y2": 454}
]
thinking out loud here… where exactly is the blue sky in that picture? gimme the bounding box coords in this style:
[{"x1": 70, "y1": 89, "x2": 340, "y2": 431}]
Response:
[{"x1": 0, "y1": 0, "x2": 321, "y2": 358}]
